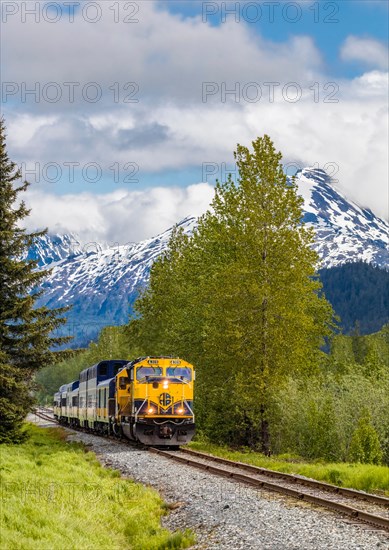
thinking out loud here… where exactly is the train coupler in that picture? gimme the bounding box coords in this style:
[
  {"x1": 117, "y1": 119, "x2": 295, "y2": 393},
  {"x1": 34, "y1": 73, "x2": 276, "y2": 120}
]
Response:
[{"x1": 159, "y1": 426, "x2": 173, "y2": 438}]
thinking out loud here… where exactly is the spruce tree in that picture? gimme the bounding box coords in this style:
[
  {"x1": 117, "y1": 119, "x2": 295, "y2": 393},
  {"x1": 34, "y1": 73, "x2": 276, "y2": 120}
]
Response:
[
  {"x1": 0, "y1": 354, "x2": 33, "y2": 443},
  {"x1": 0, "y1": 118, "x2": 71, "y2": 442}
]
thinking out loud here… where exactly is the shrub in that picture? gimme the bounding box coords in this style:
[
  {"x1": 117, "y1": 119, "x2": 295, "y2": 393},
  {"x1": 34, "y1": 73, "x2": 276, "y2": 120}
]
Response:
[{"x1": 349, "y1": 409, "x2": 383, "y2": 465}]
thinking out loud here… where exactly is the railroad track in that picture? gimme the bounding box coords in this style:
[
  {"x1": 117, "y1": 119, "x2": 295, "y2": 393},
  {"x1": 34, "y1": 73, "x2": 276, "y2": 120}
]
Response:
[
  {"x1": 32, "y1": 409, "x2": 389, "y2": 533},
  {"x1": 180, "y1": 447, "x2": 388, "y2": 507},
  {"x1": 33, "y1": 408, "x2": 56, "y2": 422},
  {"x1": 149, "y1": 448, "x2": 389, "y2": 533}
]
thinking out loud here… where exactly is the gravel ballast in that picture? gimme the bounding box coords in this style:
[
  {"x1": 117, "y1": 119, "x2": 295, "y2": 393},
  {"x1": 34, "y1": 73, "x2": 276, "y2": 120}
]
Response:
[{"x1": 60, "y1": 429, "x2": 389, "y2": 550}]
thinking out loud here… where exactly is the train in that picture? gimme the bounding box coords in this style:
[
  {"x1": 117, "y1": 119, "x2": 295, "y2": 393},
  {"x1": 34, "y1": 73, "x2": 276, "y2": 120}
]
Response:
[{"x1": 53, "y1": 356, "x2": 195, "y2": 446}]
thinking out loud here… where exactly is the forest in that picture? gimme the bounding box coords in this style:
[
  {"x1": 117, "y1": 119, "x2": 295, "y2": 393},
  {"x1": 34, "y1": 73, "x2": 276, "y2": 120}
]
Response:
[
  {"x1": 320, "y1": 262, "x2": 389, "y2": 334},
  {"x1": 35, "y1": 136, "x2": 389, "y2": 467}
]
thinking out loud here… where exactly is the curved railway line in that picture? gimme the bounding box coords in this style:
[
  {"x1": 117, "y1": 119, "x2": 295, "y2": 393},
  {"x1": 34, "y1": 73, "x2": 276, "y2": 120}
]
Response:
[{"x1": 33, "y1": 408, "x2": 389, "y2": 534}]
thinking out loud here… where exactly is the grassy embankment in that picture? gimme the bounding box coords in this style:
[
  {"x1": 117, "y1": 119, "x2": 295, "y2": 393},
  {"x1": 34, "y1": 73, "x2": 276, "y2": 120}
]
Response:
[
  {"x1": 189, "y1": 441, "x2": 389, "y2": 496},
  {"x1": 1, "y1": 424, "x2": 194, "y2": 550}
]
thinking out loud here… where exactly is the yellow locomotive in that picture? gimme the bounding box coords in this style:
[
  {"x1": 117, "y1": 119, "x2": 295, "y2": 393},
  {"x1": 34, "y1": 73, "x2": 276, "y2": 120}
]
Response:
[{"x1": 54, "y1": 356, "x2": 195, "y2": 446}]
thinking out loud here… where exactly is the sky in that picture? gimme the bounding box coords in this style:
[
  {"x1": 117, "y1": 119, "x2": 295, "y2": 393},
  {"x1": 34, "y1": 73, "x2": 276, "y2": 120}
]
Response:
[{"x1": 1, "y1": 0, "x2": 388, "y2": 244}]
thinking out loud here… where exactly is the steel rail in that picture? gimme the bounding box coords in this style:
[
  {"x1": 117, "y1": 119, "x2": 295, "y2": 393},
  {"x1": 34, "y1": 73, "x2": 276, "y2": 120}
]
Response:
[
  {"x1": 149, "y1": 447, "x2": 389, "y2": 533},
  {"x1": 33, "y1": 410, "x2": 58, "y2": 423},
  {"x1": 180, "y1": 447, "x2": 389, "y2": 507}
]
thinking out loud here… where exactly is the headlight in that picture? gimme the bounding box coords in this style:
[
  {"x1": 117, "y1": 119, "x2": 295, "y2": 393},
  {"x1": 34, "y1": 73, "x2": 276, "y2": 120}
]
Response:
[
  {"x1": 177, "y1": 408, "x2": 184, "y2": 414},
  {"x1": 147, "y1": 407, "x2": 155, "y2": 414},
  {"x1": 162, "y1": 380, "x2": 169, "y2": 389}
]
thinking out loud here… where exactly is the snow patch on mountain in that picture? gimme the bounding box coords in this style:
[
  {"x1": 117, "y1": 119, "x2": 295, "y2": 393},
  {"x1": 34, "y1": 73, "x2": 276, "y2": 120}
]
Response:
[
  {"x1": 34, "y1": 217, "x2": 195, "y2": 346},
  {"x1": 31, "y1": 168, "x2": 388, "y2": 346},
  {"x1": 294, "y1": 168, "x2": 388, "y2": 269},
  {"x1": 23, "y1": 233, "x2": 85, "y2": 268}
]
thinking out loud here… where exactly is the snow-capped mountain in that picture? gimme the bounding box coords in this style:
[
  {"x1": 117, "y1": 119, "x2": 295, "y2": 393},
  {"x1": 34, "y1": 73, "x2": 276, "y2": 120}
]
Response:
[
  {"x1": 33, "y1": 217, "x2": 195, "y2": 346},
  {"x1": 295, "y1": 168, "x2": 388, "y2": 269},
  {"x1": 30, "y1": 168, "x2": 388, "y2": 346},
  {"x1": 23, "y1": 232, "x2": 85, "y2": 268}
]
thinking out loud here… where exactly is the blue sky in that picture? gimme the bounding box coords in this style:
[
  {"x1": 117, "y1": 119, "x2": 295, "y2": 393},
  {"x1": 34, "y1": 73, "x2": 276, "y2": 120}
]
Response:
[
  {"x1": 2, "y1": 0, "x2": 388, "y2": 242},
  {"x1": 163, "y1": 1, "x2": 388, "y2": 74}
]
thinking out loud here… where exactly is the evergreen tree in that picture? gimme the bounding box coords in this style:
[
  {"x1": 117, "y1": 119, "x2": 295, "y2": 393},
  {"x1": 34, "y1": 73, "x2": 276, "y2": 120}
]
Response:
[
  {"x1": 0, "y1": 118, "x2": 71, "y2": 442},
  {"x1": 0, "y1": 352, "x2": 33, "y2": 443},
  {"x1": 319, "y1": 263, "x2": 389, "y2": 334},
  {"x1": 351, "y1": 321, "x2": 368, "y2": 364}
]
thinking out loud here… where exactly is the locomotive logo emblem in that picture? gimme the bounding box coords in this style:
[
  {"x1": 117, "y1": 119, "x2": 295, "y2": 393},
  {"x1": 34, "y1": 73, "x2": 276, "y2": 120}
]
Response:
[{"x1": 159, "y1": 393, "x2": 172, "y2": 407}]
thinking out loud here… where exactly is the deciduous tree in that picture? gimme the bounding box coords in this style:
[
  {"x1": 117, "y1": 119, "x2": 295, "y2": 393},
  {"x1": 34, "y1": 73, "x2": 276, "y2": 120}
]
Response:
[{"x1": 131, "y1": 135, "x2": 335, "y2": 452}]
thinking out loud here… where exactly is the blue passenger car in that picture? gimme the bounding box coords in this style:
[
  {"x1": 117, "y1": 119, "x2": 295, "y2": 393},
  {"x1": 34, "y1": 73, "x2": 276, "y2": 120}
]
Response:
[{"x1": 80, "y1": 360, "x2": 127, "y2": 428}]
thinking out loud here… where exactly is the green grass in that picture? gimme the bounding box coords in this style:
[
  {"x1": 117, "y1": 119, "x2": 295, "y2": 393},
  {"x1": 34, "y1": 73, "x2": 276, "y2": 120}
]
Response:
[
  {"x1": 188, "y1": 441, "x2": 389, "y2": 496},
  {"x1": 1, "y1": 424, "x2": 194, "y2": 550}
]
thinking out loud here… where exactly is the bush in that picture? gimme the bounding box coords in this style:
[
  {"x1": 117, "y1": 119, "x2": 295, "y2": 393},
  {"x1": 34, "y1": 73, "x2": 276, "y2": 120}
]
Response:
[
  {"x1": 269, "y1": 370, "x2": 389, "y2": 465},
  {"x1": 349, "y1": 409, "x2": 383, "y2": 465}
]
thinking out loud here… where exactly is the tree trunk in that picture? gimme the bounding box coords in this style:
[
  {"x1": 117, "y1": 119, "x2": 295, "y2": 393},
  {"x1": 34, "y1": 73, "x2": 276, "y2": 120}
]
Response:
[
  {"x1": 260, "y1": 411, "x2": 271, "y2": 455},
  {"x1": 260, "y1": 288, "x2": 270, "y2": 454}
]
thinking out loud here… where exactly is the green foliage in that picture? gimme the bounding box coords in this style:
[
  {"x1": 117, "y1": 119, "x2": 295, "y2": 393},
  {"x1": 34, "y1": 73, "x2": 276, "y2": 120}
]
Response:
[
  {"x1": 0, "y1": 119, "x2": 72, "y2": 441},
  {"x1": 268, "y1": 328, "x2": 389, "y2": 466},
  {"x1": 349, "y1": 409, "x2": 383, "y2": 465},
  {"x1": 351, "y1": 321, "x2": 369, "y2": 364},
  {"x1": 299, "y1": 396, "x2": 341, "y2": 462},
  {"x1": 0, "y1": 424, "x2": 194, "y2": 549},
  {"x1": 0, "y1": 358, "x2": 32, "y2": 443},
  {"x1": 131, "y1": 135, "x2": 335, "y2": 453},
  {"x1": 35, "y1": 352, "x2": 88, "y2": 404},
  {"x1": 329, "y1": 324, "x2": 389, "y2": 379}
]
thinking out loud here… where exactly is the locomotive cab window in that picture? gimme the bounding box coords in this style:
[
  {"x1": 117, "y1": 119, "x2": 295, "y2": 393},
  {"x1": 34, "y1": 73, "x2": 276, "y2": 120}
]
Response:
[
  {"x1": 166, "y1": 367, "x2": 192, "y2": 381},
  {"x1": 136, "y1": 366, "x2": 162, "y2": 381},
  {"x1": 119, "y1": 377, "x2": 130, "y2": 389}
]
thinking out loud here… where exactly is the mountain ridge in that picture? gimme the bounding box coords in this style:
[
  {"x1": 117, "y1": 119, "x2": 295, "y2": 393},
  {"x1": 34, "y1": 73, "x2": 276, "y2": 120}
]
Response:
[{"x1": 29, "y1": 168, "x2": 389, "y2": 346}]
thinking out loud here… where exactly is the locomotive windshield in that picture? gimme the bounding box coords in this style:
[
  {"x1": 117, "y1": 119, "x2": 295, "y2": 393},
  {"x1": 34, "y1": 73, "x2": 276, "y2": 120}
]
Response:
[
  {"x1": 136, "y1": 366, "x2": 162, "y2": 380},
  {"x1": 166, "y1": 367, "x2": 192, "y2": 381}
]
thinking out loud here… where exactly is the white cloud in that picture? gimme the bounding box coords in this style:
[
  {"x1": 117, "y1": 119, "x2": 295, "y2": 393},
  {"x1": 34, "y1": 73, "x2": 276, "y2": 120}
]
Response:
[
  {"x1": 2, "y1": 1, "x2": 388, "y2": 233},
  {"x1": 340, "y1": 36, "x2": 388, "y2": 70},
  {"x1": 350, "y1": 70, "x2": 389, "y2": 96},
  {"x1": 23, "y1": 184, "x2": 215, "y2": 243},
  {"x1": 2, "y1": 2, "x2": 323, "y2": 107},
  {"x1": 243, "y1": 81, "x2": 389, "y2": 219},
  {"x1": 8, "y1": 80, "x2": 389, "y2": 222}
]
